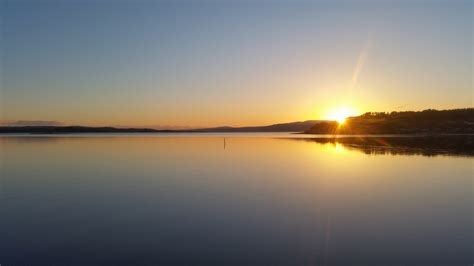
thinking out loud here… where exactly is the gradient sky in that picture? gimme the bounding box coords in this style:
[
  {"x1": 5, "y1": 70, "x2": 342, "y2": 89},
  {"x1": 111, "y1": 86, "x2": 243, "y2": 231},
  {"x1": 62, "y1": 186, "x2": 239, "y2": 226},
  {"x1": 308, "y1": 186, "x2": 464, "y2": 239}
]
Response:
[{"x1": 1, "y1": 0, "x2": 472, "y2": 128}]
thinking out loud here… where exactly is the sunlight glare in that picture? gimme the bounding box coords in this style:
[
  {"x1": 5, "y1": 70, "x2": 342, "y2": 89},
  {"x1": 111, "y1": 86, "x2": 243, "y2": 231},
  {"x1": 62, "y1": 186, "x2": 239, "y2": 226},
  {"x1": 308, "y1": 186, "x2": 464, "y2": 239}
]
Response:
[{"x1": 327, "y1": 107, "x2": 357, "y2": 124}]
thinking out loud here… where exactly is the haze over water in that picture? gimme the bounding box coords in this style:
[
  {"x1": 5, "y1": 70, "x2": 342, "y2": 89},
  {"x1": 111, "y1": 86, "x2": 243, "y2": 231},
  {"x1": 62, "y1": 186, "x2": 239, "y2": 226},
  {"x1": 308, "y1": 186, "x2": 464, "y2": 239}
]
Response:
[{"x1": 1, "y1": 134, "x2": 472, "y2": 265}]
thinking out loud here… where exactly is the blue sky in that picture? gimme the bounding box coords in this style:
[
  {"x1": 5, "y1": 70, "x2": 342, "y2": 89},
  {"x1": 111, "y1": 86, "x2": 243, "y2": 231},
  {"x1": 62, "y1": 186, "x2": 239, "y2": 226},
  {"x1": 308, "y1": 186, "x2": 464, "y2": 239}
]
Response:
[{"x1": 1, "y1": 0, "x2": 472, "y2": 127}]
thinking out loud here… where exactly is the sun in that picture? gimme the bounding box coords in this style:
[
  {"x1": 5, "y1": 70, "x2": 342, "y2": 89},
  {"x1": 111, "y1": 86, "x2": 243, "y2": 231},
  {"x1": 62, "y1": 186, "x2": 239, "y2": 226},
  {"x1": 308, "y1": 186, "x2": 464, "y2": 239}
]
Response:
[
  {"x1": 334, "y1": 114, "x2": 347, "y2": 124},
  {"x1": 327, "y1": 107, "x2": 357, "y2": 124}
]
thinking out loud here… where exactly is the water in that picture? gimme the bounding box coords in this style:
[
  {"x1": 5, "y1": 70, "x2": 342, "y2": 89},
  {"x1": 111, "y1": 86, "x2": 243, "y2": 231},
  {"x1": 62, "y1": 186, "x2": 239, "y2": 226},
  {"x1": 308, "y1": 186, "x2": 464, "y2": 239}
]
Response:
[{"x1": 1, "y1": 134, "x2": 472, "y2": 265}]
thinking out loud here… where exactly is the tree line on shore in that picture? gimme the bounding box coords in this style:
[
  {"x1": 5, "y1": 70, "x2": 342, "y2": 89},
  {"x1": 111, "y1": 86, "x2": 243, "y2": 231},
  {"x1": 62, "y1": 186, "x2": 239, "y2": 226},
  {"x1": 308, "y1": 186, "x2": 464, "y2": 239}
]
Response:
[{"x1": 305, "y1": 108, "x2": 474, "y2": 134}]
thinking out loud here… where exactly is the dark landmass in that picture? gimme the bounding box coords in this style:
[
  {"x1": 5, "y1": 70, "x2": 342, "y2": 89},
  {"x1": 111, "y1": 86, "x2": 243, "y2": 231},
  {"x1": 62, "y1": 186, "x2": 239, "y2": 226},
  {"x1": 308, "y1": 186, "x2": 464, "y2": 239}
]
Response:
[
  {"x1": 0, "y1": 120, "x2": 321, "y2": 134},
  {"x1": 305, "y1": 108, "x2": 474, "y2": 135},
  {"x1": 0, "y1": 126, "x2": 165, "y2": 134},
  {"x1": 2, "y1": 109, "x2": 473, "y2": 135},
  {"x1": 194, "y1": 120, "x2": 321, "y2": 132},
  {"x1": 287, "y1": 135, "x2": 474, "y2": 157}
]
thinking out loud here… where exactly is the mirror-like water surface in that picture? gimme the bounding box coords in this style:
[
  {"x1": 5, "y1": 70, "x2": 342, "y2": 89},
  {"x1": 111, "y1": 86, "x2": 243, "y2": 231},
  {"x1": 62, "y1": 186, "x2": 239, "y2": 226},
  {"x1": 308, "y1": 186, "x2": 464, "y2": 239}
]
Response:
[{"x1": 1, "y1": 134, "x2": 472, "y2": 265}]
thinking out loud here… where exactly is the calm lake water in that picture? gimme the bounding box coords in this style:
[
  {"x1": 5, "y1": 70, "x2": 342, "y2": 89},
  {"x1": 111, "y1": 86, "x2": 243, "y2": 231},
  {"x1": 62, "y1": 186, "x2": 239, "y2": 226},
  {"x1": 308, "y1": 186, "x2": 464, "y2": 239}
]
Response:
[{"x1": 1, "y1": 134, "x2": 472, "y2": 265}]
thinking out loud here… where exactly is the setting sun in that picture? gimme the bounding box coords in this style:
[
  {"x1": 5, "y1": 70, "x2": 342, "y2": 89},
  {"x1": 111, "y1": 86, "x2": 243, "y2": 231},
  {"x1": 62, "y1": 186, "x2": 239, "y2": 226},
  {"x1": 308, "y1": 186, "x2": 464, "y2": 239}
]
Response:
[{"x1": 327, "y1": 107, "x2": 358, "y2": 124}]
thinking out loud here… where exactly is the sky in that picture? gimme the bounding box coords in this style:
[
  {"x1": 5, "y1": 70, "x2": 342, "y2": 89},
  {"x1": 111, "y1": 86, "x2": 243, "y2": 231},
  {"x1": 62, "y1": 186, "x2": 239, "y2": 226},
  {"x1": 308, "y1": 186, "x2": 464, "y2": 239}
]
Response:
[{"x1": 1, "y1": 0, "x2": 472, "y2": 128}]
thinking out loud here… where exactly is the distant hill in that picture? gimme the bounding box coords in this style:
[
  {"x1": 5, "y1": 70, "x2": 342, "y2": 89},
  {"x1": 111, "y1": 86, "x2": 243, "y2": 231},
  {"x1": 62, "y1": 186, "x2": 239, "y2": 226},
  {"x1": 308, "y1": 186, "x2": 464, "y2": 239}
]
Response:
[
  {"x1": 0, "y1": 120, "x2": 321, "y2": 134},
  {"x1": 305, "y1": 108, "x2": 474, "y2": 134},
  {"x1": 194, "y1": 120, "x2": 321, "y2": 132},
  {"x1": 0, "y1": 126, "x2": 163, "y2": 134}
]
